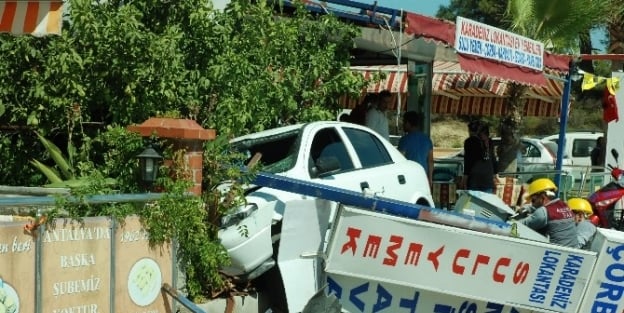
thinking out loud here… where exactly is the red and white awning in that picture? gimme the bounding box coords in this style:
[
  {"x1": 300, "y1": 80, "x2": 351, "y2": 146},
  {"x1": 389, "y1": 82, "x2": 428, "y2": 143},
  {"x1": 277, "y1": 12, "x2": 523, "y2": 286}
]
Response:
[
  {"x1": 350, "y1": 65, "x2": 409, "y2": 93},
  {"x1": 0, "y1": 1, "x2": 63, "y2": 36},
  {"x1": 431, "y1": 60, "x2": 565, "y2": 117},
  {"x1": 344, "y1": 62, "x2": 566, "y2": 117}
]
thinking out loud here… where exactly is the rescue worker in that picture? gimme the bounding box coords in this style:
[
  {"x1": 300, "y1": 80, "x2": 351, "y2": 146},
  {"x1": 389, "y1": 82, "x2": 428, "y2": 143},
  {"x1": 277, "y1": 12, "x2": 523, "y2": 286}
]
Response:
[
  {"x1": 516, "y1": 178, "x2": 578, "y2": 247},
  {"x1": 567, "y1": 198, "x2": 597, "y2": 250}
]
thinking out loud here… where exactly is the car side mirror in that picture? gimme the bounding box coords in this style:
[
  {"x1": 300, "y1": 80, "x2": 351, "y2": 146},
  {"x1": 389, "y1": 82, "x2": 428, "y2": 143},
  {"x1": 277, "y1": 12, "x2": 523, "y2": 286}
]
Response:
[
  {"x1": 312, "y1": 157, "x2": 341, "y2": 178},
  {"x1": 612, "y1": 149, "x2": 619, "y2": 162}
]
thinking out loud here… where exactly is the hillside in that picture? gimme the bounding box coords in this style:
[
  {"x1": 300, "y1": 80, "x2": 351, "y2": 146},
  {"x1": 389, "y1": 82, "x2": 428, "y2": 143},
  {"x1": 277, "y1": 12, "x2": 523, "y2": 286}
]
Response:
[{"x1": 431, "y1": 119, "x2": 468, "y2": 148}]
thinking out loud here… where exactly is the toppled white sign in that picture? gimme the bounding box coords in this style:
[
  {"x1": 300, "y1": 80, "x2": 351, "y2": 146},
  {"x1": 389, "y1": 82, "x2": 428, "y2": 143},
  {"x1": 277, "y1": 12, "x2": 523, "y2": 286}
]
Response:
[{"x1": 325, "y1": 205, "x2": 597, "y2": 313}]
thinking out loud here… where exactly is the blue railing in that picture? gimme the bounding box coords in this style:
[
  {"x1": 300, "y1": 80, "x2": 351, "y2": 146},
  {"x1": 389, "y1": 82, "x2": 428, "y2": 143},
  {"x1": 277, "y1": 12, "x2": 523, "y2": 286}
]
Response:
[{"x1": 278, "y1": 0, "x2": 403, "y2": 29}]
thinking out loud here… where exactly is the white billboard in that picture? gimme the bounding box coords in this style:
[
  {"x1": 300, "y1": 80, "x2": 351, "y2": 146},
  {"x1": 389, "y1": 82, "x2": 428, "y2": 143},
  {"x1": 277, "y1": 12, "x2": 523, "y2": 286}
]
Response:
[
  {"x1": 325, "y1": 205, "x2": 597, "y2": 313},
  {"x1": 455, "y1": 16, "x2": 544, "y2": 71}
]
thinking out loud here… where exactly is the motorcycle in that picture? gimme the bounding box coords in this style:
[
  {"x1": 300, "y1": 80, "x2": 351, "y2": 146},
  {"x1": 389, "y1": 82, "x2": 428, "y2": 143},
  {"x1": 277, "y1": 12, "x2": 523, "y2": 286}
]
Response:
[{"x1": 587, "y1": 148, "x2": 624, "y2": 230}]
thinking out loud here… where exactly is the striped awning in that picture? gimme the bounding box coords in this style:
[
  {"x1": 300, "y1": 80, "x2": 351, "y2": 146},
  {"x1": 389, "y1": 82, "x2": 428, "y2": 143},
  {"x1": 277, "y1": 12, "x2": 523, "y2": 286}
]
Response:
[
  {"x1": 350, "y1": 65, "x2": 409, "y2": 93},
  {"x1": 0, "y1": 1, "x2": 63, "y2": 36},
  {"x1": 344, "y1": 62, "x2": 566, "y2": 117},
  {"x1": 432, "y1": 61, "x2": 565, "y2": 117}
]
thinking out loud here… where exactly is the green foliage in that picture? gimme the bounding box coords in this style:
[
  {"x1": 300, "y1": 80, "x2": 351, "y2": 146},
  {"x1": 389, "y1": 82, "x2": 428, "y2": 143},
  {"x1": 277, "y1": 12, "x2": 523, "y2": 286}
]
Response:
[
  {"x1": 506, "y1": 0, "x2": 615, "y2": 52},
  {"x1": 139, "y1": 171, "x2": 230, "y2": 301},
  {"x1": 92, "y1": 125, "x2": 146, "y2": 193},
  {"x1": 0, "y1": 0, "x2": 364, "y2": 187},
  {"x1": 0, "y1": 0, "x2": 367, "y2": 300},
  {"x1": 436, "y1": 0, "x2": 509, "y2": 28},
  {"x1": 31, "y1": 132, "x2": 75, "y2": 183},
  {"x1": 198, "y1": 0, "x2": 366, "y2": 134},
  {"x1": 41, "y1": 126, "x2": 237, "y2": 299}
]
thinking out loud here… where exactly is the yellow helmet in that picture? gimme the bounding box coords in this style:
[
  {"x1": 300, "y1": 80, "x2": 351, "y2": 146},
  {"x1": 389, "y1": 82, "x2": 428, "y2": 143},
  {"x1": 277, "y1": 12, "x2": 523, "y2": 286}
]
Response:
[
  {"x1": 526, "y1": 178, "x2": 557, "y2": 197},
  {"x1": 568, "y1": 198, "x2": 593, "y2": 215}
]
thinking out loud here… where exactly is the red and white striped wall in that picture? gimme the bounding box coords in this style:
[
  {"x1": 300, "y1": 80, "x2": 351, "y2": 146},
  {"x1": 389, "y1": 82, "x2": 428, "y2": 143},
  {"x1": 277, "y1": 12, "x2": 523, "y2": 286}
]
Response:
[{"x1": 0, "y1": 1, "x2": 63, "y2": 36}]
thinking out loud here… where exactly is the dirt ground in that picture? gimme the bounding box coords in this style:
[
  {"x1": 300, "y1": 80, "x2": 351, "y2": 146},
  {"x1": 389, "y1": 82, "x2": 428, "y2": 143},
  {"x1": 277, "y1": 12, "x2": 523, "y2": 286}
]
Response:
[{"x1": 433, "y1": 147, "x2": 462, "y2": 159}]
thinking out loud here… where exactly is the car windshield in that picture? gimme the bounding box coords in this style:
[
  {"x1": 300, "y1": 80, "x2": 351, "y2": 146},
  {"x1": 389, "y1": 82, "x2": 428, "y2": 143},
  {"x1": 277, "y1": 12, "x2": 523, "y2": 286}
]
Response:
[
  {"x1": 542, "y1": 141, "x2": 559, "y2": 157},
  {"x1": 231, "y1": 129, "x2": 301, "y2": 174}
]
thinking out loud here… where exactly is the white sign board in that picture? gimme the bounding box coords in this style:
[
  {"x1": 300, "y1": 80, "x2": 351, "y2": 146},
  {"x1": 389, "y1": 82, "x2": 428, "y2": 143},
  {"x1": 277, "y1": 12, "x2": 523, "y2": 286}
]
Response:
[
  {"x1": 579, "y1": 228, "x2": 624, "y2": 313},
  {"x1": 606, "y1": 72, "x2": 624, "y2": 168},
  {"x1": 325, "y1": 206, "x2": 597, "y2": 313},
  {"x1": 328, "y1": 274, "x2": 533, "y2": 313},
  {"x1": 455, "y1": 16, "x2": 544, "y2": 71}
]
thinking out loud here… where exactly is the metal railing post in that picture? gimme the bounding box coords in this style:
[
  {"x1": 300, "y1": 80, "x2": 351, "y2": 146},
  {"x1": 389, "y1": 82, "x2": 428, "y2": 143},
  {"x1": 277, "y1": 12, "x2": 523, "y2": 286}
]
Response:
[{"x1": 554, "y1": 61, "x2": 574, "y2": 193}]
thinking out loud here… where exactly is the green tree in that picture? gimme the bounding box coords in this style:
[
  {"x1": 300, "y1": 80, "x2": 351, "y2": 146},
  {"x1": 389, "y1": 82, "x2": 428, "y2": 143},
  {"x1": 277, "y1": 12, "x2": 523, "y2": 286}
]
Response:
[
  {"x1": 198, "y1": 0, "x2": 366, "y2": 135},
  {"x1": 436, "y1": 0, "x2": 509, "y2": 28},
  {"x1": 0, "y1": 0, "x2": 366, "y2": 186},
  {"x1": 605, "y1": 1, "x2": 624, "y2": 70},
  {"x1": 0, "y1": 0, "x2": 368, "y2": 300},
  {"x1": 500, "y1": 0, "x2": 615, "y2": 172}
]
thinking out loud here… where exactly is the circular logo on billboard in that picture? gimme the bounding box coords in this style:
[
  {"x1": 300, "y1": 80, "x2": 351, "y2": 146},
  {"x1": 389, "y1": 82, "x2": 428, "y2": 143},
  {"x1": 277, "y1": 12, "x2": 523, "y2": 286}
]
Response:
[
  {"x1": 127, "y1": 258, "x2": 162, "y2": 307},
  {"x1": 0, "y1": 279, "x2": 20, "y2": 313}
]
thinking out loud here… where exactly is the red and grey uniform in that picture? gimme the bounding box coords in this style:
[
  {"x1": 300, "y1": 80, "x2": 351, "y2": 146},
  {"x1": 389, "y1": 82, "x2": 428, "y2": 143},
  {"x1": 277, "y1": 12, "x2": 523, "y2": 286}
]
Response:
[{"x1": 519, "y1": 198, "x2": 579, "y2": 248}]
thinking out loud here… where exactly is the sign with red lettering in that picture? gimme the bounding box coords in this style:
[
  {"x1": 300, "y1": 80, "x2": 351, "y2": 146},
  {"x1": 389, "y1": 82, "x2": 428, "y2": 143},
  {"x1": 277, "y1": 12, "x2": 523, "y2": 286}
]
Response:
[
  {"x1": 455, "y1": 16, "x2": 544, "y2": 71},
  {"x1": 327, "y1": 273, "x2": 532, "y2": 313},
  {"x1": 579, "y1": 228, "x2": 624, "y2": 313},
  {"x1": 325, "y1": 206, "x2": 597, "y2": 313}
]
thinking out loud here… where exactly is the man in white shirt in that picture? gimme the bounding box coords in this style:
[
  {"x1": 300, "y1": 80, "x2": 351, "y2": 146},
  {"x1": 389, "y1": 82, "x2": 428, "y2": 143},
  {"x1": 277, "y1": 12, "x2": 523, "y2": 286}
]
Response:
[{"x1": 365, "y1": 90, "x2": 391, "y2": 140}]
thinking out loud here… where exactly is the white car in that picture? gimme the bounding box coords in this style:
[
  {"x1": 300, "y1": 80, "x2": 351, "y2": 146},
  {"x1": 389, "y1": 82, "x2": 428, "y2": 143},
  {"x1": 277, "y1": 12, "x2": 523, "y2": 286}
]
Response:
[
  {"x1": 434, "y1": 137, "x2": 571, "y2": 184},
  {"x1": 542, "y1": 131, "x2": 604, "y2": 179},
  {"x1": 218, "y1": 121, "x2": 434, "y2": 278}
]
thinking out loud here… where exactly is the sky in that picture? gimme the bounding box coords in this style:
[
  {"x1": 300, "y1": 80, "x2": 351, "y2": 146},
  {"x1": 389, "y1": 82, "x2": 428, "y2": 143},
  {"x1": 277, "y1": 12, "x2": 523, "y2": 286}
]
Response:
[
  {"x1": 213, "y1": 0, "x2": 606, "y2": 52},
  {"x1": 372, "y1": 0, "x2": 450, "y2": 16},
  {"x1": 370, "y1": 0, "x2": 606, "y2": 52}
]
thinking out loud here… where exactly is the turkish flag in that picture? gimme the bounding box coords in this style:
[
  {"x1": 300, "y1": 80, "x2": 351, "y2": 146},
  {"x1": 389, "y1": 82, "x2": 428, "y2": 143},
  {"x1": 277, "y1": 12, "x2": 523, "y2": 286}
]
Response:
[{"x1": 603, "y1": 87, "x2": 619, "y2": 123}]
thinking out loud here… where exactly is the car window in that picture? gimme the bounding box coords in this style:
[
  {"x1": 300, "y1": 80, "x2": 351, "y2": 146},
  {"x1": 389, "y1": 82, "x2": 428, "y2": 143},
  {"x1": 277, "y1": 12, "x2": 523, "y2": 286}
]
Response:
[
  {"x1": 523, "y1": 142, "x2": 541, "y2": 158},
  {"x1": 572, "y1": 139, "x2": 595, "y2": 157},
  {"x1": 309, "y1": 128, "x2": 354, "y2": 174},
  {"x1": 342, "y1": 127, "x2": 392, "y2": 167},
  {"x1": 232, "y1": 130, "x2": 300, "y2": 174}
]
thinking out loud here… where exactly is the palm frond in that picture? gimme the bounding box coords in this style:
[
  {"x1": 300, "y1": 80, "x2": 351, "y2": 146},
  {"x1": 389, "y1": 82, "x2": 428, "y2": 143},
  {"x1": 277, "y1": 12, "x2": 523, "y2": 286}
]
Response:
[
  {"x1": 507, "y1": 0, "x2": 615, "y2": 51},
  {"x1": 30, "y1": 160, "x2": 63, "y2": 184},
  {"x1": 35, "y1": 132, "x2": 75, "y2": 180}
]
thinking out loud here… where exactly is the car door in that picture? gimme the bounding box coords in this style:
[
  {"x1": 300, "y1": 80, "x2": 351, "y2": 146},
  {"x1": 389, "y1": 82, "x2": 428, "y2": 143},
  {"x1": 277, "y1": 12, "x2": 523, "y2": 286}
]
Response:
[
  {"x1": 519, "y1": 140, "x2": 546, "y2": 173},
  {"x1": 340, "y1": 126, "x2": 410, "y2": 201},
  {"x1": 306, "y1": 126, "x2": 372, "y2": 194}
]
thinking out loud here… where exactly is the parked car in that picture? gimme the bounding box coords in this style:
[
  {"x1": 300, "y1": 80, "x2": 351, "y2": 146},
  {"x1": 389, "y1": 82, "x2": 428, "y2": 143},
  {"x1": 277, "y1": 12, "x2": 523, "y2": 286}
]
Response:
[
  {"x1": 218, "y1": 121, "x2": 434, "y2": 279},
  {"x1": 433, "y1": 137, "x2": 570, "y2": 184},
  {"x1": 542, "y1": 131, "x2": 604, "y2": 179}
]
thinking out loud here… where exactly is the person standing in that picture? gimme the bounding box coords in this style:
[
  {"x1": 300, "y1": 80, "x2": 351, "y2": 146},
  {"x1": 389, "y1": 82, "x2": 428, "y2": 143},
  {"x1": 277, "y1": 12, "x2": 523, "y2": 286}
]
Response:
[
  {"x1": 591, "y1": 136, "x2": 605, "y2": 172},
  {"x1": 365, "y1": 90, "x2": 391, "y2": 140},
  {"x1": 349, "y1": 93, "x2": 376, "y2": 125},
  {"x1": 516, "y1": 178, "x2": 578, "y2": 248},
  {"x1": 461, "y1": 121, "x2": 496, "y2": 192},
  {"x1": 398, "y1": 111, "x2": 434, "y2": 186},
  {"x1": 567, "y1": 198, "x2": 598, "y2": 249}
]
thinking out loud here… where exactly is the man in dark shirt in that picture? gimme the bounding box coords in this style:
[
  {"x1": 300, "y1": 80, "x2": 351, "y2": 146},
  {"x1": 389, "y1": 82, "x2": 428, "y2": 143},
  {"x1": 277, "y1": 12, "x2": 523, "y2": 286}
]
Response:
[
  {"x1": 590, "y1": 136, "x2": 605, "y2": 172},
  {"x1": 461, "y1": 121, "x2": 496, "y2": 192}
]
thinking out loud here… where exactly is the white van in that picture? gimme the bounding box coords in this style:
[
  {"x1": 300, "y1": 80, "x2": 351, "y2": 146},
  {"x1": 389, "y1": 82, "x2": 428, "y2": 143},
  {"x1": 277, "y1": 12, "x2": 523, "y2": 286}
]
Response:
[{"x1": 542, "y1": 131, "x2": 604, "y2": 177}]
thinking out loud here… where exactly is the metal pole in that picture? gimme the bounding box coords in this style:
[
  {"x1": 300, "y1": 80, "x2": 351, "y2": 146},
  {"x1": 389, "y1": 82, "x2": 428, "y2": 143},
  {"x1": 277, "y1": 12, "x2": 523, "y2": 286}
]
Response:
[
  {"x1": 395, "y1": 9, "x2": 403, "y2": 132},
  {"x1": 110, "y1": 218, "x2": 116, "y2": 313},
  {"x1": 35, "y1": 212, "x2": 43, "y2": 313},
  {"x1": 554, "y1": 61, "x2": 574, "y2": 192}
]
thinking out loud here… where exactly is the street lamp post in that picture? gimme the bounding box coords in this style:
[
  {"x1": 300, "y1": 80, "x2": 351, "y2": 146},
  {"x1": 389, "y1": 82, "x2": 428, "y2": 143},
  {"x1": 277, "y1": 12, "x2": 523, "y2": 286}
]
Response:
[{"x1": 137, "y1": 142, "x2": 163, "y2": 190}]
